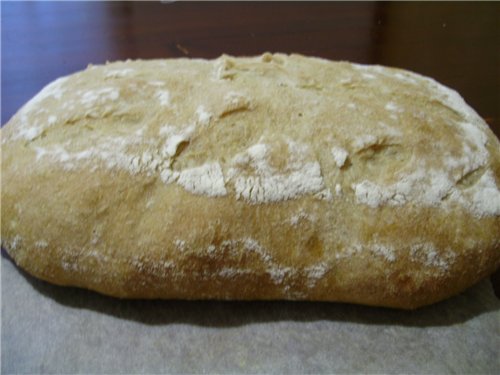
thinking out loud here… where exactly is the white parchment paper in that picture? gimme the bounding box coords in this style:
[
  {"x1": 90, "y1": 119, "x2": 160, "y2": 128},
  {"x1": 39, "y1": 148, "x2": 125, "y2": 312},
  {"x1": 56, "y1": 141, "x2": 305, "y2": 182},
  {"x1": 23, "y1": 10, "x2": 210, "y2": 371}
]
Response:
[{"x1": 2, "y1": 252, "x2": 499, "y2": 374}]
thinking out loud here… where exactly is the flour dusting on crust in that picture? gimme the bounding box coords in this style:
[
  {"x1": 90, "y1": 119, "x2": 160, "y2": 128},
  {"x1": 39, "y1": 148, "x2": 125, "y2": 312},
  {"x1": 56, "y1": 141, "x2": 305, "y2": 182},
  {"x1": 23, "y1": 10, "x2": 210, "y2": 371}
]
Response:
[
  {"x1": 227, "y1": 141, "x2": 329, "y2": 203},
  {"x1": 6, "y1": 54, "x2": 500, "y2": 217},
  {"x1": 177, "y1": 162, "x2": 227, "y2": 197}
]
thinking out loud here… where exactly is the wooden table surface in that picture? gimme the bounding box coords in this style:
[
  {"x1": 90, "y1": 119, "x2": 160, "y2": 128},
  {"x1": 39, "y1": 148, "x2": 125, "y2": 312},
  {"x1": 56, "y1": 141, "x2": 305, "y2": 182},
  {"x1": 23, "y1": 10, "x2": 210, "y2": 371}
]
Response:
[{"x1": 2, "y1": 1, "x2": 499, "y2": 135}]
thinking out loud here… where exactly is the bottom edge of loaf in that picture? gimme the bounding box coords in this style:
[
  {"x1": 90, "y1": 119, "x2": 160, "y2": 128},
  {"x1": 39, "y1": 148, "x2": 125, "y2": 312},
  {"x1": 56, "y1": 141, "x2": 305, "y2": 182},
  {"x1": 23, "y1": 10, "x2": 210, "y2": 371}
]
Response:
[{"x1": 4, "y1": 246, "x2": 497, "y2": 310}]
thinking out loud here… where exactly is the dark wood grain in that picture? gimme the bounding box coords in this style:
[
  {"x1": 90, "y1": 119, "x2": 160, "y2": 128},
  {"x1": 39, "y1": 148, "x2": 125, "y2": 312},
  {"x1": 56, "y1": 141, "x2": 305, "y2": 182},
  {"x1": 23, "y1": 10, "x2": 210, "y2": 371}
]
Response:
[{"x1": 2, "y1": 1, "x2": 499, "y2": 134}]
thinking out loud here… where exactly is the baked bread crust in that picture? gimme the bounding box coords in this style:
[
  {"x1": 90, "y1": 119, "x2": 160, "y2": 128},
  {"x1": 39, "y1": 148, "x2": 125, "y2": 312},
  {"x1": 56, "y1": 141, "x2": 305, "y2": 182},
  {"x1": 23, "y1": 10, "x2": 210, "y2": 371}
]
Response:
[{"x1": 2, "y1": 53, "x2": 499, "y2": 309}]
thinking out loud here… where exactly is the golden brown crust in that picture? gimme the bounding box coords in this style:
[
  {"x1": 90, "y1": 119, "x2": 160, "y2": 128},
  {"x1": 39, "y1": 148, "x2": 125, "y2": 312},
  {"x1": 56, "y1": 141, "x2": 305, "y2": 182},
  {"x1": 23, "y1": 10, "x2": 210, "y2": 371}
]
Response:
[{"x1": 1, "y1": 53, "x2": 499, "y2": 309}]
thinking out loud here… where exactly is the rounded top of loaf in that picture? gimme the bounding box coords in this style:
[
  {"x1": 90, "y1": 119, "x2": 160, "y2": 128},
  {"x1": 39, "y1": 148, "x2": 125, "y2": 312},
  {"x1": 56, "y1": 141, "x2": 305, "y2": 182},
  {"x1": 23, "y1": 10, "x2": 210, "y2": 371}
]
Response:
[{"x1": 3, "y1": 53, "x2": 500, "y2": 216}]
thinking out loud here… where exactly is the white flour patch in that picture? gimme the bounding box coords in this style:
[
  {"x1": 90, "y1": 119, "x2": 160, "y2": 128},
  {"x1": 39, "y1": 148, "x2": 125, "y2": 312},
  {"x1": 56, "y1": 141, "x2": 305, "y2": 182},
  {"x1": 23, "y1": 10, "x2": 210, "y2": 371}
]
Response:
[
  {"x1": 340, "y1": 77, "x2": 353, "y2": 85},
  {"x1": 352, "y1": 63, "x2": 420, "y2": 87},
  {"x1": 393, "y1": 72, "x2": 418, "y2": 85},
  {"x1": 176, "y1": 162, "x2": 227, "y2": 197},
  {"x1": 174, "y1": 239, "x2": 186, "y2": 251},
  {"x1": 466, "y1": 170, "x2": 500, "y2": 216},
  {"x1": 230, "y1": 159, "x2": 325, "y2": 203},
  {"x1": 21, "y1": 76, "x2": 68, "y2": 115},
  {"x1": 159, "y1": 124, "x2": 195, "y2": 160},
  {"x1": 10, "y1": 235, "x2": 23, "y2": 251},
  {"x1": 35, "y1": 145, "x2": 70, "y2": 163},
  {"x1": 352, "y1": 164, "x2": 500, "y2": 217},
  {"x1": 15, "y1": 125, "x2": 44, "y2": 142},
  {"x1": 47, "y1": 115, "x2": 57, "y2": 125},
  {"x1": 455, "y1": 121, "x2": 488, "y2": 164},
  {"x1": 377, "y1": 121, "x2": 403, "y2": 138},
  {"x1": 162, "y1": 260, "x2": 175, "y2": 269},
  {"x1": 11, "y1": 77, "x2": 70, "y2": 141},
  {"x1": 335, "y1": 244, "x2": 363, "y2": 260},
  {"x1": 421, "y1": 75, "x2": 485, "y2": 125},
  {"x1": 147, "y1": 80, "x2": 166, "y2": 87},
  {"x1": 331, "y1": 146, "x2": 349, "y2": 168},
  {"x1": 444, "y1": 143, "x2": 487, "y2": 184},
  {"x1": 352, "y1": 134, "x2": 378, "y2": 150},
  {"x1": 239, "y1": 237, "x2": 298, "y2": 287},
  {"x1": 159, "y1": 125, "x2": 176, "y2": 137},
  {"x1": 33, "y1": 135, "x2": 149, "y2": 174},
  {"x1": 228, "y1": 141, "x2": 328, "y2": 203},
  {"x1": 145, "y1": 198, "x2": 155, "y2": 209},
  {"x1": 305, "y1": 263, "x2": 329, "y2": 288},
  {"x1": 335, "y1": 184, "x2": 343, "y2": 196},
  {"x1": 81, "y1": 87, "x2": 120, "y2": 107},
  {"x1": 410, "y1": 243, "x2": 455, "y2": 271},
  {"x1": 61, "y1": 261, "x2": 79, "y2": 272},
  {"x1": 242, "y1": 238, "x2": 272, "y2": 264},
  {"x1": 314, "y1": 188, "x2": 333, "y2": 201},
  {"x1": 163, "y1": 135, "x2": 188, "y2": 158},
  {"x1": 160, "y1": 169, "x2": 180, "y2": 184},
  {"x1": 385, "y1": 101, "x2": 403, "y2": 113},
  {"x1": 155, "y1": 90, "x2": 171, "y2": 106},
  {"x1": 128, "y1": 151, "x2": 161, "y2": 175},
  {"x1": 104, "y1": 68, "x2": 135, "y2": 78},
  {"x1": 371, "y1": 244, "x2": 396, "y2": 262},
  {"x1": 267, "y1": 267, "x2": 293, "y2": 284},
  {"x1": 34, "y1": 146, "x2": 48, "y2": 160},
  {"x1": 196, "y1": 105, "x2": 212, "y2": 126},
  {"x1": 289, "y1": 210, "x2": 314, "y2": 226},
  {"x1": 221, "y1": 92, "x2": 251, "y2": 115},
  {"x1": 352, "y1": 168, "x2": 453, "y2": 208},
  {"x1": 352, "y1": 180, "x2": 397, "y2": 208},
  {"x1": 336, "y1": 243, "x2": 395, "y2": 262},
  {"x1": 351, "y1": 63, "x2": 386, "y2": 75},
  {"x1": 346, "y1": 68, "x2": 495, "y2": 218},
  {"x1": 134, "y1": 127, "x2": 145, "y2": 137},
  {"x1": 35, "y1": 240, "x2": 49, "y2": 249}
]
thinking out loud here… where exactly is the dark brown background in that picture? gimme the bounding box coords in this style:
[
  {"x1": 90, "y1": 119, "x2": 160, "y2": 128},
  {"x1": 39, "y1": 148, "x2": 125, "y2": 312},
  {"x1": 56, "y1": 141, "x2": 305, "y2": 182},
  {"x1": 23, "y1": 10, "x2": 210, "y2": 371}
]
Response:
[
  {"x1": 2, "y1": 1, "x2": 499, "y2": 136},
  {"x1": 2, "y1": 1, "x2": 500, "y2": 292}
]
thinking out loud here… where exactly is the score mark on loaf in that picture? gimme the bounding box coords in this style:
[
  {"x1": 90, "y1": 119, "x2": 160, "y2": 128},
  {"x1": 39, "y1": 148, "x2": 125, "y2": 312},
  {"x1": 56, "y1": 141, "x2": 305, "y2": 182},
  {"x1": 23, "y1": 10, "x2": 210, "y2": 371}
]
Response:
[{"x1": 2, "y1": 53, "x2": 499, "y2": 309}]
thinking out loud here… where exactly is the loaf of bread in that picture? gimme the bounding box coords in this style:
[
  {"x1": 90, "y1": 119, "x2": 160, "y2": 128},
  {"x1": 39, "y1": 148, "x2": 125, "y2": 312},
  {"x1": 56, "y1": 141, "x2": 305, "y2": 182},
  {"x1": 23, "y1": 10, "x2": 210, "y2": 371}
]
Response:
[{"x1": 2, "y1": 53, "x2": 499, "y2": 309}]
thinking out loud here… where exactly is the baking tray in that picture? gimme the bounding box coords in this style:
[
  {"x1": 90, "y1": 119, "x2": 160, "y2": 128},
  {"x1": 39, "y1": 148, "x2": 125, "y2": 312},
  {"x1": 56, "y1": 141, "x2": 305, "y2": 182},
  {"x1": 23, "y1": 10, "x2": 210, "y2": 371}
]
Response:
[{"x1": 2, "y1": 249, "x2": 499, "y2": 374}]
